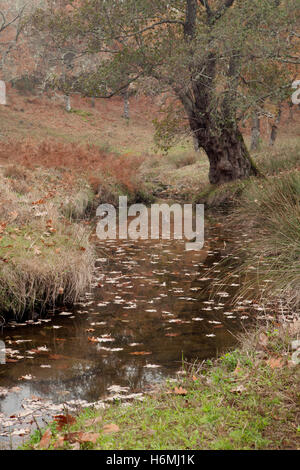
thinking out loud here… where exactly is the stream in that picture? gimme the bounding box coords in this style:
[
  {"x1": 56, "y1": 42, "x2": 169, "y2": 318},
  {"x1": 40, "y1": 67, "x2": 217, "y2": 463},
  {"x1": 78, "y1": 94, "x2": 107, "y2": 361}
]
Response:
[{"x1": 0, "y1": 216, "x2": 266, "y2": 449}]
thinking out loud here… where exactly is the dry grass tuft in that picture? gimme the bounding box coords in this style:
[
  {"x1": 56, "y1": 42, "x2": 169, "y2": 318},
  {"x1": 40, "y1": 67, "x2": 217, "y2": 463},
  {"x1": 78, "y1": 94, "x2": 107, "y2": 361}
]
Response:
[{"x1": 0, "y1": 165, "x2": 95, "y2": 320}]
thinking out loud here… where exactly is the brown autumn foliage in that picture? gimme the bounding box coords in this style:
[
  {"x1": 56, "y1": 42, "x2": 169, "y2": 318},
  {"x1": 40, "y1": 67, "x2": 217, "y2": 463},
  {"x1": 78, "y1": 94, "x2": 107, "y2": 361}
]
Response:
[{"x1": 0, "y1": 138, "x2": 146, "y2": 195}]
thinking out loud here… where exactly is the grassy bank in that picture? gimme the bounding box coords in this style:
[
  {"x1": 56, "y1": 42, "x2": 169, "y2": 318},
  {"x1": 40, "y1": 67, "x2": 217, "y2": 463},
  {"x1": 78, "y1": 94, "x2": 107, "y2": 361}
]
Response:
[
  {"x1": 23, "y1": 323, "x2": 300, "y2": 450},
  {"x1": 233, "y1": 169, "x2": 300, "y2": 309},
  {"x1": 0, "y1": 165, "x2": 95, "y2": 321}
]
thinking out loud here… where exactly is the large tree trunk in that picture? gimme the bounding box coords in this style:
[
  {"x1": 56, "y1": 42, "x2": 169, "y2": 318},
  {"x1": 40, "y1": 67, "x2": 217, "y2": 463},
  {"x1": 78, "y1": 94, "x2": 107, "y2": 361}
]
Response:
[{"x1": 195, "y1": 125, "x2": 259, "y2": 185}]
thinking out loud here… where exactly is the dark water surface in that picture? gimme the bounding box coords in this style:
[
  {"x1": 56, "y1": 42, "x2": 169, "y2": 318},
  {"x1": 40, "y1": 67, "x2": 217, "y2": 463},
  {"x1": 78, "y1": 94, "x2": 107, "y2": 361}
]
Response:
[{"x1": 0, "y1": 218, "x2": 256, "y2": 448}]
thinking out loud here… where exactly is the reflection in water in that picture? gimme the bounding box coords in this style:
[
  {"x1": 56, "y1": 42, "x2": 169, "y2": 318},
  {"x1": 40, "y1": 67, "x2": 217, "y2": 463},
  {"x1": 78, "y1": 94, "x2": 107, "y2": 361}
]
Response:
[{"x1": 0, "y1": 219, "x2": 254, "y2": 447}]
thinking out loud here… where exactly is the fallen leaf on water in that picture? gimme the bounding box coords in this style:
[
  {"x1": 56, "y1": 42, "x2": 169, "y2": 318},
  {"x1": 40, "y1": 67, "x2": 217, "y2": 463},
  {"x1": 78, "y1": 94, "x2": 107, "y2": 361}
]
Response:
[
  {"x1": 18, "y1": 374, "x2": 35, "y2": 381},
  {"x1": 129, "y1": 351, "x2": 152, "y2": 356},
  {"x1": 39, "y1": 429, "x2": 52, "y2": 449},
  {"x1": 165, "y1": 333, "x2": 180, "y2": 337},
  {"x1": 49, "y1": 354, "x2": 64, "y2": 360},
  {"x1": 88, "y1": 336, "x2": 99, "y2": 343},
  {"x1": 102, "y1": 424, "x2": 119, "y2": 434}
]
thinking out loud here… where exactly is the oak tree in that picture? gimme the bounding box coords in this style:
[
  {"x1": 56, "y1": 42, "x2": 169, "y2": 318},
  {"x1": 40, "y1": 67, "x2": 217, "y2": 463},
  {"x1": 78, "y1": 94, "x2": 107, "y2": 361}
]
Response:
[{"x1": 32, "y1": 0, "x2": 300, "y2": 184}]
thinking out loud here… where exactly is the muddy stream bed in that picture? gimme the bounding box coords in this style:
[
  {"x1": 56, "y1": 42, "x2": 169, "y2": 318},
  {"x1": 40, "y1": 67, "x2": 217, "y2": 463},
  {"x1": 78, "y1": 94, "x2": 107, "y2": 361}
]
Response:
[{"x1": 0, "y1": 217, "x2": 270, "y2": 449}]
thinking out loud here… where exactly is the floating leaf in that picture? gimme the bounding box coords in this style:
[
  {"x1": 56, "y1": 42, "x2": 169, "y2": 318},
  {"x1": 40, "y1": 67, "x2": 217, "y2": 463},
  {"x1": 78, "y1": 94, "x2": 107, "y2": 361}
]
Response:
[{"x1": 129, "y1": 351, "x2": 152, "y2": 356}]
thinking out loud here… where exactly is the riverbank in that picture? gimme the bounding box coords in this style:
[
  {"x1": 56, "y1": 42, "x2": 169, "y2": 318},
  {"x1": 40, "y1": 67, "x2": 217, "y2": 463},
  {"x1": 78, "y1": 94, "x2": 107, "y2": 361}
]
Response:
[
  {"x1": 23, "y1": 322, "x2": 300, "y2": 450},
  {"x1": 0, "y1": 165, "x2": 95, "y2": 321}
]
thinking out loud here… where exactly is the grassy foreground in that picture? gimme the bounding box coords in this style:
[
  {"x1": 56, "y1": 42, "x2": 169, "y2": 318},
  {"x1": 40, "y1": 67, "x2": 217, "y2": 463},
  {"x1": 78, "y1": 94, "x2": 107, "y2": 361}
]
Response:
[{"x1": 23, "y1": 324, "x2": 300, "y2": 450}]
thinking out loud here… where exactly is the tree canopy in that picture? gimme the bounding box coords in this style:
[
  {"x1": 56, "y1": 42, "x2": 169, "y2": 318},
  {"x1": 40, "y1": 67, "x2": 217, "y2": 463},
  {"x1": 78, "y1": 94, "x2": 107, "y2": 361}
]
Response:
[{"x1": 31, "y1": 0, "x2": 300, "y2": 184}]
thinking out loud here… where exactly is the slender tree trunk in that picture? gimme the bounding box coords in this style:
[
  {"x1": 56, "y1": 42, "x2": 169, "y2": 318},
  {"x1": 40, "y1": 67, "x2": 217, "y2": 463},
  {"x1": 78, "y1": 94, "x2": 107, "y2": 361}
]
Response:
[
  {"x1": 288, "y1": 101, "x2": 294, "y2": 121},
  {"x1": 250, "y1": 112, "x2": 261, "y2": 151},
  {"x1": 122, "y1": 88, "x2": 130, "y2": 120},
  {"x1": 65, "y1": 94, "x2": 71, "y2": 112},
  {"x1": 269, "y1": 107, "x2": 282, "y2": 146}
]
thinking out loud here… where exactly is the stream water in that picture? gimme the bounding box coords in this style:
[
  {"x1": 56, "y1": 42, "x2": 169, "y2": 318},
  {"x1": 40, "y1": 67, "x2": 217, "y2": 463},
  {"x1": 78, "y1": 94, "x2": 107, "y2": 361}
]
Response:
[{"x1": 0, "y1": 216, "x2": 261, "y2": 448}]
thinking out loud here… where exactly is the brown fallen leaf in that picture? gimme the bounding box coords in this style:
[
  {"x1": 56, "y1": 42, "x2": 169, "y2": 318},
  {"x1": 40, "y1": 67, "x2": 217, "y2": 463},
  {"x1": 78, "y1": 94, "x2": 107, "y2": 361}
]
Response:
[
  {"x1": 266, "y1": 357, "x2": 285, "y2": 369},
  {"x1": 102, "y1": 424, "x2": 120, "y2": 434},
  {"x1": 39, "y1": 429, "x2": 52, "y2": 449},
  {"x1": 174, "y1": 386, "x2": 188, "y2": 396},
  {"x1": 54, "y1": 414, "x2": 76, "y2": 431},
  {"x1": 76, "y1": 432, "x2": 99, "y2": 444},
  {"x1": 53, "y1": 435, "x2": 65, "y2": 449},
  {"x1": 85, "y1": 416, "x2": 102, "y2": 427},
  {"x1": 63, "y1": 431, "x2": 99, "y2": 444}
]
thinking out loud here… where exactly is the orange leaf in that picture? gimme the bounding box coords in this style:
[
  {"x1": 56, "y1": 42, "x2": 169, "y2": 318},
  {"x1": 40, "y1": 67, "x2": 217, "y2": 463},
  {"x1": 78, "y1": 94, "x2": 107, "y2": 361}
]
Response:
[
  {"x1": 129, "y1": 351, "x2": 152, "y2": 356},
  {"x1": 54, "y1": 414, "x2": 76, "y2": 431},
  {"x1": 88, "y1": 336, "x2": 99, "y2": 343},
  {"x1": 39, "y1": 429, "x2": 52, "y2": 449}
]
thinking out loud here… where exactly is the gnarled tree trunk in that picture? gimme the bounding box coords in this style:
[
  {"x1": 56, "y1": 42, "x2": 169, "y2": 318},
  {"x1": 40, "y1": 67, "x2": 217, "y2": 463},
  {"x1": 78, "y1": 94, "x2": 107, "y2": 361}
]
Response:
[
  {"x1": 185, "y1": 106, "x2": 259, "y2": 185},
  {"x1": 199, "y1": 126, "x2": 258, "y2": 185}
]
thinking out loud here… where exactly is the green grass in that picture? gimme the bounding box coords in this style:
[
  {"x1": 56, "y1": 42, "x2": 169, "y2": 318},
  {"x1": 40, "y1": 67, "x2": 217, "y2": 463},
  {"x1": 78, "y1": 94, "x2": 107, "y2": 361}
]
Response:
[{"x1": 23, "y1": 325, "x2": 300, "y2": 450}]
